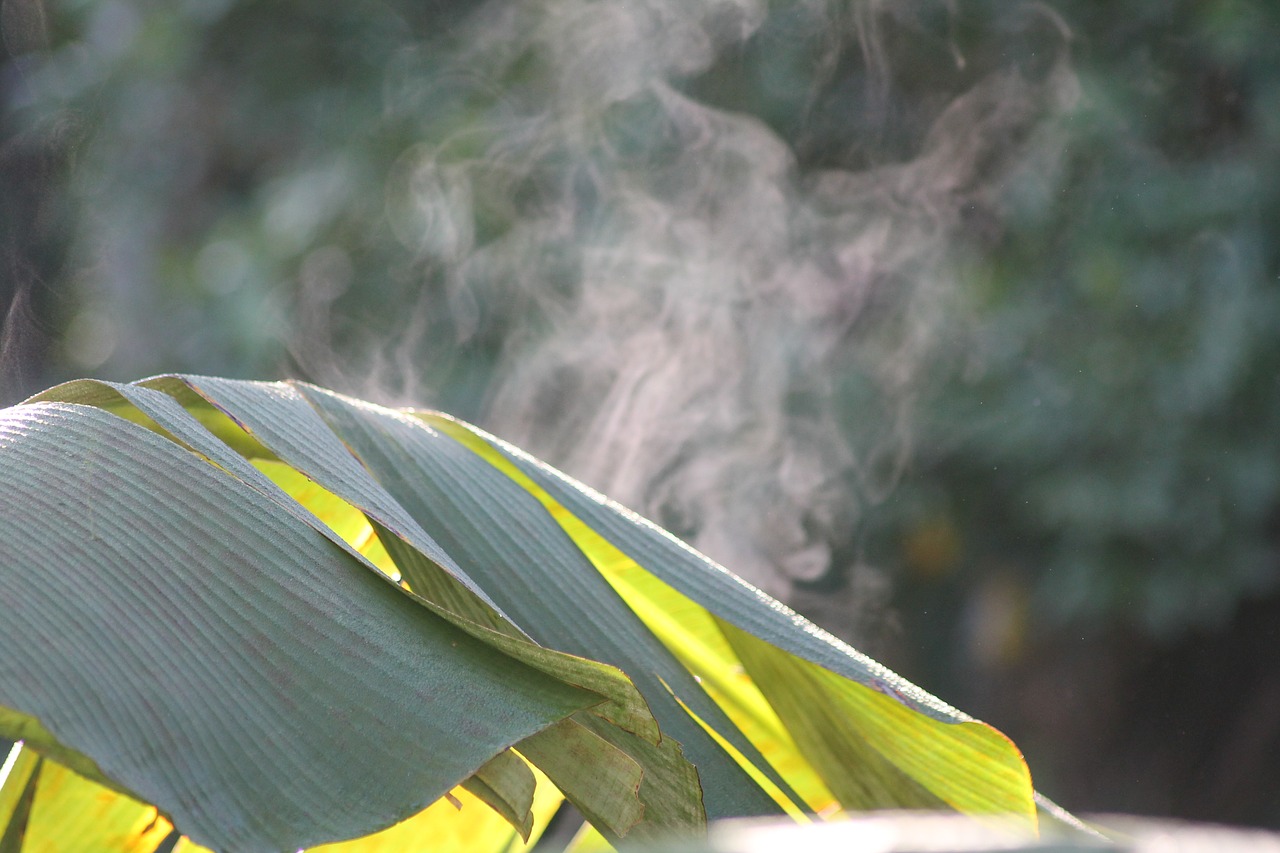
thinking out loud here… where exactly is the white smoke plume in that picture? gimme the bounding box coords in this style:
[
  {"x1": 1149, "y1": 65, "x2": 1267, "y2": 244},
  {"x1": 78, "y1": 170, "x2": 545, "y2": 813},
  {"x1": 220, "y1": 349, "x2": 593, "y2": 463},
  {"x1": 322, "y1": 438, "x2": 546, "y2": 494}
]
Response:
[{"x1": 350, "y1": 0, "x2": 1078, "y2": 641}]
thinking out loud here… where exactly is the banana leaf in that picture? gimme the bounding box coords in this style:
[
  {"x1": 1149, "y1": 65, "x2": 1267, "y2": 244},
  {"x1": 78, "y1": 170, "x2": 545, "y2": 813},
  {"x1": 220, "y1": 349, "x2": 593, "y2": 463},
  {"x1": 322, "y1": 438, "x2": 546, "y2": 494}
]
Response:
[{"x1": 0, "y1": 376, "x2": 1048, "y2": 852}]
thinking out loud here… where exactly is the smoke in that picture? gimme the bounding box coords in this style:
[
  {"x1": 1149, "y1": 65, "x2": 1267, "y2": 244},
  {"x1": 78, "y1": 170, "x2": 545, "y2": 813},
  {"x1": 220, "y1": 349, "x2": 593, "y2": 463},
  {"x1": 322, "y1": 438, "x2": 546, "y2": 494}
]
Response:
[{"x1": 323, "y1": 0, "x2": 1079, "y2": 641}]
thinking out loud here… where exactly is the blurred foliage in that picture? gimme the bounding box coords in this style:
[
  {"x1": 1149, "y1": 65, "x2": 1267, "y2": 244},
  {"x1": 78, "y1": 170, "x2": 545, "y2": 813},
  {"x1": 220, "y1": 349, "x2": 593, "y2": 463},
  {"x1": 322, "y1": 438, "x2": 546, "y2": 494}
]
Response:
[
  {"x1": 877, "y1": 0, "x2": 1280, "y2": 643},
  {"x1": 5, "y1": 0, "x2": 1275, "y2": 632}
]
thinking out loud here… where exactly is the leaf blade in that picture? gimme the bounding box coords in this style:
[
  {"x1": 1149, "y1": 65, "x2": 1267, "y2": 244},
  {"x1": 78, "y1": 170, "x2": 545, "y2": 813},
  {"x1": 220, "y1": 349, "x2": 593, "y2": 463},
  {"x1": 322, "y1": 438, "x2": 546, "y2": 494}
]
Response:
[{"x1": 0, "y1": 402, "x2": 600, "y2": 851}]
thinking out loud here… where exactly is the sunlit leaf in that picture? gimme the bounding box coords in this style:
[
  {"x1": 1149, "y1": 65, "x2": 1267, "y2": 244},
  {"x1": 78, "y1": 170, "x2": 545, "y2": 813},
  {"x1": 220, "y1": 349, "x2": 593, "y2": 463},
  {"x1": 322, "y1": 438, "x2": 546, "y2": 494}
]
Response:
[
  {"x1": 308, "y1": 766, "x2": 564, "y2": 853},
  {"x1": 424, "y1": 413, "x2": 836, "y2": 814},
  {"x1": 423, "y1": 411, "x2": 1037, "y2": 829},
  {"x1": 0, "y1": 747, "x2": 175, "y2": 853}
]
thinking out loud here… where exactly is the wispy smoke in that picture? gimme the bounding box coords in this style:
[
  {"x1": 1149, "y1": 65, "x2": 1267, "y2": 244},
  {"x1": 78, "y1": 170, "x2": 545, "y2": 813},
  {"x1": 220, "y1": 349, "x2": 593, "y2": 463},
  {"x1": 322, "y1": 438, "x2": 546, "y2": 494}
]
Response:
[{"x1": 330, "y1": 0, "x2": 1078, "y2": 641}]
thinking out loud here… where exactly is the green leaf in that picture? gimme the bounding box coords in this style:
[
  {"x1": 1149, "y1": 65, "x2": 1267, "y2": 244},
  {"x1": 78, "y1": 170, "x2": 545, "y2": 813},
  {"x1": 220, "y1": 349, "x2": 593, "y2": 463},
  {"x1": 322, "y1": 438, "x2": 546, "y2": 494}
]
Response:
[
  {"x1": 460, "y1": 749, "x2": 538, "y2": 841},
  {"x1": 0, "y1": 708, "x2": 143, "y2": 802},
  {"x1": 0, "y1": 400, "x2": 601, "y2": 852},
  {"x1": 515, "y1": 718, "x2": 645, "y2": 839},
  {"x1": 140, "y1": 375, "x2": 506, "y2": 618}
]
